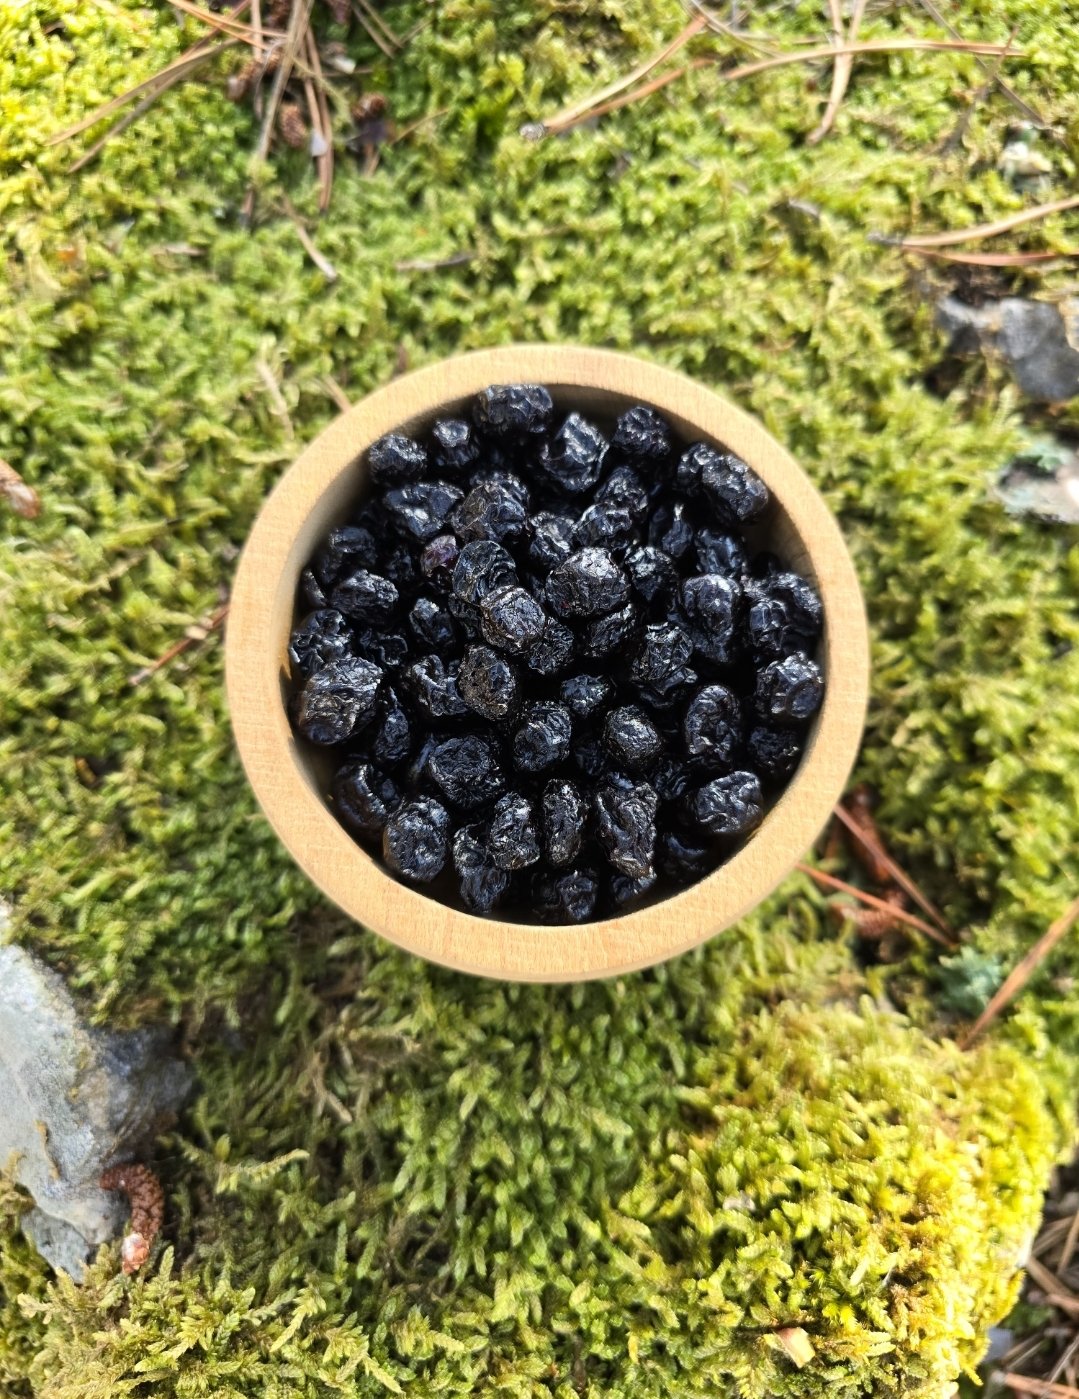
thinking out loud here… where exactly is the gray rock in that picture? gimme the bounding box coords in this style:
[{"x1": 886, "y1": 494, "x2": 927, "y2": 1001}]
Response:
[
  {"x1": 0, "y1": 942, "x2": 191, "y2": 1278},
  {"x1": 937, "y1": 295, "x2": 1079, "y2": 401},
  {"x1": 994, "y1": 438, "x2": 1079, "y2": 524}
]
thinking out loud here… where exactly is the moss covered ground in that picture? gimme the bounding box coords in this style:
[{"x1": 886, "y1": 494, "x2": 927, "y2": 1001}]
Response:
[{"x1": 1, "y1": 0, "x2": 1078, "y2": 1394}]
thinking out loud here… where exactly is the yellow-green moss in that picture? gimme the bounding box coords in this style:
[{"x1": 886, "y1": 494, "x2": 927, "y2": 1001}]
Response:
[{"x1": 1, "y1": 0, "x2": 1078, "y2": 1394}]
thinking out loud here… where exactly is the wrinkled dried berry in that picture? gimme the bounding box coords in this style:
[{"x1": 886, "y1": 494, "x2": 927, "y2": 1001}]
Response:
[
  {"x1": 480, "y1": 584, "x2": 546, "y2": 654},
  {"x1": 488, "y1": 793, "x2": 541, "y2": 870},
  {"x1": 474, "y1": 383, "x2": 553, "y2": 441},
  {"x1": 369, "y1": 432, "x2": 428, "y2": 487},
  {"x1": 288, "y1": 608, "x2": 353, "y2": 679},
  {"x1": 701, "y1": 449, "x2": 769, "y2": 526},
  {"x1": 431, "y1": 418, "x2": 481, "y2": 472},
  {"x1": 294, "y1": 656, "x2": 382, "y2": 745},
  {"x1": 452, "y1": 539, "x2": 517, "y2": 604},
  {"x1": 746, "y1": 724, "x2": 803, "y2": 781},
  {"x1": 452, "y1": 479, "x2": 529, "y2": 545},
  {"x1": 331, "y1": 568, "x2": 400, "y2": 625},
  {"x1": 754, "y1": 651, "x2": 824, "y2": 723},
  {"x1": 290, "y1": 381, "x2": 826, "y2": 924},
  {"x1": 333, "y1": 761, "x2": 400, "y2": 837},
  {"x1": 512, "y1": 701, "x2": 572, "y2": 773},
  {"x1": 594, "y1": 781, "x2": 657, "y2": 879},
  {"x1": 384, "y1": 481, "x2": 463, "y2": 541},
  {"x1": 542, "y1": 779, "x2": 588, "y2": 867},
  {"x1": 612, "y1": 405, "x2": 671, "y2": 461},
  {"x1": 546, "y1": 547, "x2": 629, "y2": 619},
  {"x1": 383, "y1": 796, "x2": 450, "y2": 882},
  {"x1": 683, "y1": 685, "x2": 742, "y2": 769},
  {"x1": 694, "y1": 771, "x2": 764, "y2": 839},
  {"x1": 453, "y1": 822, "x2": 510, "y2": 912},
  {"x1": 539, "y1": 412, "x2": 607, "y2": 495},
  {"x1": 532, "y1": 867, "x2": 600, "y2": 923},
  {"x1": 603, "y1": 706, "x2": 663, "y2": 773},
  {"x1": 560, "y1": 673, "x2": 614, "y2": 720},
  {"x1": 458, "y1": 644, "x2": 519, "y2": 720},
  {"x1": 426, "y1": 735, "x2": 506, "y2": 808}
]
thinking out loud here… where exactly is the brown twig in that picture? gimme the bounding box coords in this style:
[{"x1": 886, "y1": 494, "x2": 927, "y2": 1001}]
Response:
[
  {"x1": 890, "y1": 195, "x2": 1079, "y2": 249},
  {"x1": 682, "y1": 0, "x2": 777, "y2": 54},
  {"x1": 100, "y1": 1163, "x2": 165, "y2": 1274},
  {"x1": 831, "y1": 801, "x2": 951, "y2": 934},
  {"x1": 242, "y1": 0, "x2": 314, "y2": 224},
  {"x1": 838, "y1": 785, "x2": 893, "y2": 886},
  {"x1": 319, "y1": 376, "x2": 351, "y2": 412},
  {"x1": 913, "y1": 0, "x2": 1050, "y2": 130},
  {"x1": 1060, "y1": 1209, "x2": 1079, "y2": 1275},
  {"x1": 961, "y1": 895, "x2": 1079, "y2": 1047},
  {"x1": 0, "y1": 459, "x2": 41, "y2": 519},
  {"x1": 128, "y1": 603, "x2": 230, "y2": 686},
  {"x1": 567, "y1": 58, "x2": 713, "y2": 131},
  {"x1": 389, "y1": 105, "x2": 449, "y2": 146},
  {"x1": 723, "y1": 38, "x2": 1017, "y2": 82},
  {"x1": 352, "y1": 0, "x2": 397, "y2": 56},
  {"x1": 305, "y1": 27, "x2": 334, "y2": 211},
  {"x1": 288, "y1": 209, "x2": 338, "y2": 279},
  {"x1": 1002, "y1": 1376, "x2": 1079, "y2": 1399},
  {"x1": 1027, "y1": 1257, "x2": 1079, "y2": 1317},
  {"x1": 795, "y1": 863, "x2": 956, "y2": 947},
  {"x1": 900, "y1": 246, "x2": 1079, "y2": 266},
  {"x1": 526, "y1": 14, "x2": 706, "y2": 138},
  {"x1": 161, "y1": 0, "x2": 273, "y2": 43},
  {"x1": 808, "y1": 0, "x2": 867, "y2": 145}
]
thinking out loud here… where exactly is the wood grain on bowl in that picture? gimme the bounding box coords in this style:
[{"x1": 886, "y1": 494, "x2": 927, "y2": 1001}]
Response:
[{"x1": 225, "y1": 345, "x2": 869, "y2": 982}]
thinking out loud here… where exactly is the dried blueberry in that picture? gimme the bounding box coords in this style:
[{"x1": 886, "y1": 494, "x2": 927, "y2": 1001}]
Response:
[
  {"x1": 451, "y1": 479, "x2": 529, "y2": 545},
  {"x1": 746, "y1": 724, "x2": 803, "y2": 781},
  {"x1": 573, "y1": 732, "x2": 610, "y2": 782},
  {"x1": 603, "y1": 706, "x2": 663, "y2": 773},
  {"x1": 694, "y1": 771, "x2": 764, "y2": 839},
  {"x1": 409, "y1": 596, "x2": 458, "y2": 655},
  {"x1": 539, "y1": 412, "x2": 608, "y2": 495},
  {"x1": 420, "y1": 534, "x2": 460, "y2": 590},
  {"x1": 529, "y1": 512, "x2": 577, "y2": 570},
  {"x1": 384, "y1": 481, "x2": 464, "y2": 541},
  {"x1": 480, "y1": 584, "x2": 546, "y2": 655},
  {"x1": 611, "y1": 405, "x2": 672, "y2": 461},
  {"x1": 353, "y1": 628, "x2": 410, "y2": 671},
  {"x1": 512, "y1": 701, "x2": 573, "y2": 774},
  {"x1": 288, "y1": 608, "x2": 353, "y2": 679},
  {"x1": 405, "y1": 655, "x2": 470, "y2": 721},
  {"x1": 609, "y1": 868, "x2": 657, "y2": 910},
  {"x1": 458, "y1": 644, "x2": 519, "y2": 721},
  {"x1": 647, "y1": 501, "x2": 694, "y2": 561},
  {"x1": 300, "y1": 566, "x2": 328, "y2": 610},
  {"x1": 314, "y1": 523, "x2": 381, "y2": 588},
  {"x1": 452, "y1": 540, "x2": 518, "y2": 605},
  {"x1": 488, "y1": 793, "x2": 541, "y2": 870},
  {"x1": 426, "y1": 735, "x2": 506, "y2": 809},
  {"x1": 331, "y1": 568, "x2": 400, "y2": 625},
  {"x1": 683, "y1": 685, "x2": 742, "y2": 769},
  {"x1": 371, "y1": 690, "x2": 412, "y2": 768},
  {"x1": 701, "y1": 449, "x2": 769, "y2": 526},
  {"x1": 473, "y1": 383, "x2": 553, "y2": 441},
  {"x1": 382, "y1": 796, "x2": 450, "y2": 882},
  {"x1": 369, "y1": 432, "x2": 428, "y2": 487},
  {"x1": 695, "y1": 528, "x2": 748, "y2": 578},
  {"x1": 754, "y1": 652, "x2": 824, "y2": 723},
  {"x1": 626, "y1": 545, "x2": 679, "y2": 606},
  {"x1": 542, "y1": 779, "x2": 588, "y2": 867},
  {"x1": 453, "y1": 822, "x2": 510, "y2": 912},
  {"x1": 430, "y1": 417, "x2": 481, "y2": 472},
  {"x1": 658, "y1": 829, "x2": 713, "y2": 884},
  {"x1": 526, "y1": 617, "x2": 575, "y2": 676},
  {"x1": 593, "y1": 781, "x2": 657, "y2": 879},
  {"x1": 560, "y1": 673, "x2": 614, "y2": 720},
  {"x1": 631, "y1": 623, "x2": 697, "y2": 707},
  {"x1": 532, "y1": 867, "x2": 600, "y2": 923},
  {"x1": 681, "y1": 575, "x2": 742, "y2": 666},
  {"x1": 333, "y1": 761, "x2": 400, "y2": 837},
  {"x1": 580, "y1": 602, "x2": 639, "y2": 661},
  {"x1": 546, "y1": 547, "x2": 629, "y2": 619},
  {"x1": 294, "y1": 656, "x2": 382, "y2": 745}
]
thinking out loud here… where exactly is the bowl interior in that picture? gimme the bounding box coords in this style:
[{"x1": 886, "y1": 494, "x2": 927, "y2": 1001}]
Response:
[{"x1": 228, "y1": 345, "x2": 868, "y2": 981}]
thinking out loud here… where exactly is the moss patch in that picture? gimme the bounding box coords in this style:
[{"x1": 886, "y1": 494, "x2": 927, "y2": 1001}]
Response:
[{"x1": 1, "y1": 0, "x2": 1078, "y2": 1393}]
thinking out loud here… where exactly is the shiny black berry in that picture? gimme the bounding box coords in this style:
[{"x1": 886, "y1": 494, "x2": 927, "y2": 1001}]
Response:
[
  {"x1": 611, "y1": 405, "x2": 671, "y2": 461},
  {"x1": 532, "y1": 867, "x2": 600, "y2": 923},
  {"x1": 694, "y1": 771, "x2": 764, "y2": 838},
  {"x1": 546, "y1": 547, "x2": 629, "y2": 619},
  {"x1": 333, "y1": 761, "x2": 400, "y2": 837},
  {"x1": 430, "y1": 417, "x2": 481, "y2": 472},
  {"x1": 384, "y1": 481, "x2": 464, "y2": 541},
  {"x1": 369, "y1": 432, "x2": 428, "y2": 487},
  {"x1": 701, "y1": 449, "x2": 769, "y2": 526},
  {"x1": 405, "y1": 655, "x2": 470, "y2": 721},
  {"x1": 594, "y1": 781, "x2": 657, "y2": 879},
  {"x1": 480, "y1": 584, "x2": 546, "y2": 655},
  {"x1": 560, "y1": 673, "x2": 614, "y2": 720},
  {"x1": 451, "y1": 479, "x2": 528, "y2": 545},
  {"x1": 542, "y1": 779, "x2": 588, "y2": 866},
  {"x1": 512, "y1": 702, "x2": 572, "y2": 774},
  {"x1": 488, "y1": 793, "x2": 541, "y2": 870},
  {"x1": 603, "y1": 706, "x2": 663, "y2": 773},
  {"x1": 288, "y1": 608, "x2": 353, "y2": 679},
  {"x1": 474, "y1": 383, "x2": 553, "y2": 441},
  {"x1": 681, "y1": 574, "x2": 742, "y2": 666},
  {"x1": 458, "y1": 644, "x2": 519, "y2": 721},
  {"x1": 746, "y1": 724, "x2": 803, "y2": 781},
  {"x1": 453, "y1": 822, "x2": 510, "y2": 912},
  {"x1": 452, "y1": 540, "x2": 518, "y2": 605},
  {"x1": 426, "y1": 734, "x2": 506, "y2": 809},
  {"x1": 331, "y1": 568, "x2": 400, "y2": 625},
  {"x1": 539, "y1": 412, "x2": 607, "y2": 495},
  {"x1": 409, "y1": 597, "x2": 458, "y2": 655},
  {"x1": 526, "y1": 618, "x2": 575, "y2": 676},
  {"x1": 754, "y1": 652, "x2": 824, "y2": 723},
  {"x1": 383, "y1": 796, "x2": 450, "y2": 882},
  {"x1": 294, "y1": 656, "x2": 382, "y2": 745},
  {"x1": 682, "y1": 685, "x2": 742, "y2": 769}
]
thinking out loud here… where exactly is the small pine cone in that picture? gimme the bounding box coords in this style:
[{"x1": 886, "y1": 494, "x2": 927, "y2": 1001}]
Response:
[
  {"x1": 352, "y1": 91, "x2": 388, "y2": 122},
  {"x1": 848, "y1": 888, "x2": 908, "y2": 941},
  {"x1": 100, "y1": 1163, "x2": 165, "y2": 1275},
  {"x1": 227, "y1": 58, "x2": 256, "y2": 102},
  {"x1": 267, "y1": 0, "x2": 292, "y2": 24},
  {"x1": 278, "y1": 101, "x2": 309, "y2": 150},
  {"x1": 329, "y1": 0, "x2": 351, "y2": 24},
  {"x1": 842, "y1": 784, "x2": 893, "y2": 887}
]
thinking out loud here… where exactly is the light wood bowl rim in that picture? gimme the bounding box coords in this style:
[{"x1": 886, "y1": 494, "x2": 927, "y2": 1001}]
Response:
[{"x1": 225, "y1": 345, "x2": 869, "y2": 982}]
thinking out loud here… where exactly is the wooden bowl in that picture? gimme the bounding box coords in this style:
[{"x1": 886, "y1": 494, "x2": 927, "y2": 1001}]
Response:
[{"x1": 226, "y1": 345, "x2": 869, "y2": 982}]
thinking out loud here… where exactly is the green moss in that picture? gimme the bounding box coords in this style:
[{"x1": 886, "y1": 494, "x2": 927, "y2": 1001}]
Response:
[{"x1": 1, "y1": 0, "x2": 1078, "y2": 1393}]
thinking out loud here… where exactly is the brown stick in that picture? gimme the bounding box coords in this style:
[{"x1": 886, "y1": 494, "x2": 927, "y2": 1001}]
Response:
[
  {"x1": 900, "y1": 246, "x2": 1079, "y2": 266},
  {"x1": 562, "y1": 58, "x2": 713, "y2": 131},
  {"x1": 1059, "y1": 1208, "x2": 1079, "y2": 1274},
  {"x1": 807, "y1": 0, "x2": 867, "y2": 145},
  {"x1": 961, "y1": 895, "x2": 1079, "y2": 1046},
  {"x1": 839, "y1": 785, "x2": 893, "y2": 887},
  {"x1": 305, "y1": 28, "x2": 334, "y2": 212},
  {"x1": 724, "y1": 38, "x2": 1017, "y2": 82},
  {"x1": 894, "y1": 195, "x2": 1079, "y2": 249},
  {"x1": 161, "y1": 0, "x2": 273, "y2": 43},
  {"x1": 534, "y1": 14, "x2": 706, "y2": 137},
  {"x1": 831, "y1": 802, "x2": 951, "y2": 934},
  {"x1": 795, "y1": 863, "x2": 957, "y2": 947},
  {"x1": 242, "y1": 0, "x2": 314, "y2": 223},
  {"x1": 352, "y1": 0, "x2": 398, "y2": 56},
  {"x1": 1002, "y1": 1376, "x2": 1079, "y2": 1399},
  {"x1": 128, "y1": 604, "x2": 230, "y2": 687}
]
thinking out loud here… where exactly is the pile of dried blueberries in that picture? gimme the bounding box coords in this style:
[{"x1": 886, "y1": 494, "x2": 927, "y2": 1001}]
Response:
[{"x1": 288, "y1": 383, "x2": 824, "y2": 923}]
